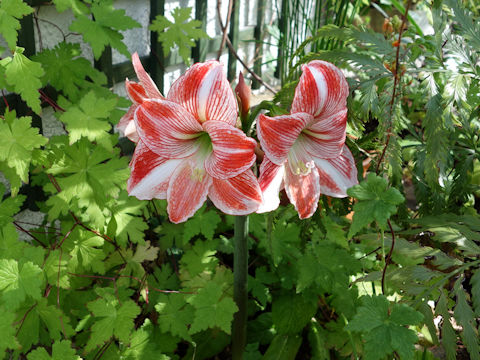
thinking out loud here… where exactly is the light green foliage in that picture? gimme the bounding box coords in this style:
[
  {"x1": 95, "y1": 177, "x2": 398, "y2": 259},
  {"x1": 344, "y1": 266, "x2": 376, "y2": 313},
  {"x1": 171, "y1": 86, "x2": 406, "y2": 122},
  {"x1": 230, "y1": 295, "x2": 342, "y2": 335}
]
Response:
[
  {"x1": 86, "y1": 294, "x2": 141, "y2": 351},
  {"x1": 0, "y1": 183, "x2": 25, "y2": 225},
  {"x1": 0, "y1": 109, "x2": 47, "y2": 195},
  {"x1": 27, "y1": 340, "x2": 80, "y2": 360},
  {"x1": 150, "y1": 7, "x2": 208, "y2": 64},
  {"x1": 0, "y1": 259, "x2": 43, "y2": 310},
  {"x1": 59, "y1": 91, "x2": 117, "y2": 144},
  {"x1": 347, "y1": 295, "x2": 423, "y2": 360},
  {"x1": 0, "y1": 309, "x2": 20, "y2": 356},
  {"x1": 187, "y1": 281, "x2": 238, "y2": 334},
  {"x1": 0, "y1": 0, "x2": 33, "y2": 49},
  {"x1": 52, "y1": 0, "x2": 88, "y2": 15},
  {"x1": 64, "y1": 227, "x2": 106, "y2": 274},
  {"x1": 454, "y1": 281, "x2": 480, "y2": 360},
  {"x1": 155, "y1": 293, "x2": 194, "y2": 340},
  {"x1": 0, "y1": 47, "x2": 44, "y2": 114},
  {"x1": 182, "y1": 205, "x2": 221, "y2": 242},
  {"x1": 180, "y1": 239, "x2": 218, "y2": 278},
  {"x1": 347, "y1": 173, "x2": 404, "y2": 237},
  {"x1": 33, "y1": 43, "x2": 106, "y2": 101},
  {"x1": 70, "y1": 0, "x2": 140, "y2": 59},
  {"x1": 46, "y1": 137, "x2": 129, "y2": 227}
]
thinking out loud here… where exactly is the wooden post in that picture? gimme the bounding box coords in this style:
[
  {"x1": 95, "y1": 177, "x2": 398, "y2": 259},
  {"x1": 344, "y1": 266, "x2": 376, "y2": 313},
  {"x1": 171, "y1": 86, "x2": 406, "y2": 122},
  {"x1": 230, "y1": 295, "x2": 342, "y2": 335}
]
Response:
[
  {"x1": 192, "y1": 0, "x2": 208, "y2": 63},
  {"x1": 150, "y1": 0, "x2": 165, "y2": 94},
  {"x1": 274, "y1": 0, "x2": 288, "y2": 83},
  {"x1": 252, "y1": 0, "x2": 265, "y2": 90},
  {"x1": 227, "y1": 0, "x2": 240, "y2": 81}
]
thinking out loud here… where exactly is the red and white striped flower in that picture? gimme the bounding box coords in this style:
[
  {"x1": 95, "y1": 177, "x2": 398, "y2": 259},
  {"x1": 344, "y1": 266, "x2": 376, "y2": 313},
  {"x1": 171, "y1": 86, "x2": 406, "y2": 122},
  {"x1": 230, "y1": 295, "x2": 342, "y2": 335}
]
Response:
[
  {"x1": 257, "y1": 60, "x2": 358, "y2": 219},
  {"x1": 126, "y1": 59, "x2": 262, "y2": 223},
  {"x1": 117, "y1": 53, "x2": 163, "y2": 143}
]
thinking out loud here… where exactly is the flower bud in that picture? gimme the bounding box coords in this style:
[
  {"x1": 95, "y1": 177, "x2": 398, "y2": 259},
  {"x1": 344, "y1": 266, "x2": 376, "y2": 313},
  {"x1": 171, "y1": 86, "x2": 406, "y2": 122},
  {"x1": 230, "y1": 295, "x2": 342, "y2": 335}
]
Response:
[{"x1": 235, "y1": 72, "x2": 251, "y2": 119}]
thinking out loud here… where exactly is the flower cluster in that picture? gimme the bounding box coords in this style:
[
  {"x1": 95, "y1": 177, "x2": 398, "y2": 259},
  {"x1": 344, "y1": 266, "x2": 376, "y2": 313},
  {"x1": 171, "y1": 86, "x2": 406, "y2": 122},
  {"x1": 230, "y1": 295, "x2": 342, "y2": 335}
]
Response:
[{"x1": 118, "y1": 53, "x2": 358, "y2": 223}]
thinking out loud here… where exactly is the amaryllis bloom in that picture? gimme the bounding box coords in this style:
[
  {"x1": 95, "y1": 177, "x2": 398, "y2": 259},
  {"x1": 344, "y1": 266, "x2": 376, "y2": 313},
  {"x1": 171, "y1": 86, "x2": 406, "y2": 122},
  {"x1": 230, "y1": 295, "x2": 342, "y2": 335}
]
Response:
[
  {"x1": 127, "y1": 59, "x2": 262, "y2": 223},
  {"x1": 257, "y1": 60, "x2": 358, "y2": 219},
  {"x1": 117, "y1": 53, "x2": 163, "y2": 142}
]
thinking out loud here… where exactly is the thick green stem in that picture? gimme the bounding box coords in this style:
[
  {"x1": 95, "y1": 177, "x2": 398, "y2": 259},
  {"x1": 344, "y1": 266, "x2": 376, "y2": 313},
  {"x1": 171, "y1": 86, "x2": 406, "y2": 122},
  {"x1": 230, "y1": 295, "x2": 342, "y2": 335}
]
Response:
[{"x1": 232, "y1": 215, "x2": 249, "y2": 359}]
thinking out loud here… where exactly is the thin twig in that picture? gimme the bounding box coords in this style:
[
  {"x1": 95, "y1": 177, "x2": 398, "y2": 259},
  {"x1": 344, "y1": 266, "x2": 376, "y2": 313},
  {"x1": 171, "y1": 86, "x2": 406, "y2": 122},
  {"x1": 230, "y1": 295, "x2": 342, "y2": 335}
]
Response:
[
  {"x1": 225, "y1": 37, "x2": 276, "y2": 94},
  {"x1": 381, "y1": 219, "x2": 396, "y2": 294},
  {"x1": 13, "y1": 221, "x2": 47, "y2": 248},
  {"x1": 376, "y1": 0, "x2": 412, "y2": 174},
  {"x1": 216, "y1": 0, "x2": 235, "y2": 60}
]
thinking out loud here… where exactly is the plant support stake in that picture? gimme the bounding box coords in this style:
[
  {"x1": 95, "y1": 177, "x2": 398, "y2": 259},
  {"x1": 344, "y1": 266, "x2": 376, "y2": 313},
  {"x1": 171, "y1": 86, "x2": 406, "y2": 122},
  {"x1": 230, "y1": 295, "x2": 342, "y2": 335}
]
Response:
[{"x1": 232, "y1": 215, "x2": 249, "y2": 359}]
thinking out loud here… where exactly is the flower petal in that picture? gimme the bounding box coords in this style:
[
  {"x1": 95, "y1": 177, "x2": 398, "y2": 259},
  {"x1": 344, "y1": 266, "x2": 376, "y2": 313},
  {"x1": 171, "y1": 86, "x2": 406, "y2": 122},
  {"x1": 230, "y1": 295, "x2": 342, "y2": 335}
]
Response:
[
  {"x1": 209, "y1": 170, "x2": 262, "y2": 215},
  {"x1": 291, "y1": 60, "x2": 348, "y2": 120},
  {"x1": 167, "y1": 158, "x2": 212, "y2": 223},
  {"x1": 134, "y1": 99, "x2": 203, "y2": 158},
  {"x1": 257, "y1": 156, "x2": 285, "y2": 213},
  {"x1": 313, "y1": 145, "x2": 358, "y2": 197},
  {"x1": 127, "y1": 141, "x2": 182, "y2": 199},
  {"x1": 167, "y1": 60, "x2": 237, "y2": 125},
  {"x1": 284, "y1": 161, "x2": 320, "y2": 219},
  {"x1": 117, "y1": 105, "x2": 139, "y2": 142},
  {"x1": 301, "y1": 109, "x2": 347, "y2": 159},
  {"x1": 203, "y1": 120, "x2": 257, "y2": 179},
  {"x1": 132, "y1": 52, "x2": 163, "y2": 99},
  {"x1": 125, "y1": 79, "x2": 147, "y2": 104},
  {"x1": 257, "y1": 112, "x2": 312, "y2": 165}
]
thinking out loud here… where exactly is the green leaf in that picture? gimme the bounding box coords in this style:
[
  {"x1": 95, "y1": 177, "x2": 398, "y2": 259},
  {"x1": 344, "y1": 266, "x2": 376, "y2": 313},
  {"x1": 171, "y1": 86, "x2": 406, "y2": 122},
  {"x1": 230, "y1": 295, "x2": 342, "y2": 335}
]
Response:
[
  {"x1": 28, "y1": 340, "x2": 80, "y2": 360},
  {"x1": 347, "y1": 295, "x2": 423, "y2": 360},
  {"x1": 0, "y1": 259, "x2": 43, "y2": 310},
  {"x1": 86, "y1": 297, "x2": 141, "y2": 351},
  {"x1": 155, "y1": 293, "x2": 194, "y2": 340},
  {"x1": 52, "y1": 0, "x2": 89, "y2": 15},
  {"x1": 182, "y1": 205, "x2": 221, "y2": 242},
  {"x1": 263, "y1": 334, "x2": 302, "y2": 360},
  {"x1": 70, "y1": 1, "x2": 140, "y2": 59},
  {"x1": 150, "y1": 7, "x2": 208, "y2": 64},
  {"x1": 33, "y1": 42, "x2": 106, "y2": 101},
  {"x1": 347, "y1": 173, "x2": 405, "y2": 237},
  {"x1": 64, "y1": 227, "x2": 106, "y2": 274},
  {"x1": 187, "y1": 281, "x2": 238, "y2": 334},
  {"x1": 472, "y1": 268, "x2": 480, "y2": 316},
  {"x1": 46, "y1": 138, "x2": 129, "y2": 227},
  {"x1": 454, "y1": 281, "x2": 480, "y2": 360},
  {"x1": 59, "y1": 91, "x2": 117, "y2": 144},
  {"x1": 0, "y1": 0, "x2": 33, "y2": 49},
  {"x1": 0, "y1": 308, "x2": 19, "y2": 357},
  {"x1": 180, "y1": 239, "x2": 218, "y2": 278},
  {"x1": 272, "y1": 293, "x2": 316, "y2": 335},
  {"x1": 108, "y1": 191, "x2": 148, "y2": 247},
  {"x1": 436, "y1": 292, "x2": 457, "y2": 360},
  {"x1": 0, "y1": 183, "x2": 25, "y2": 226},
  {"x1": 0, "y1": 109, "x2": 47, "y2": 191},
  {"x1": 0, "y1": 47, "x2": 44, "y2": 114}
]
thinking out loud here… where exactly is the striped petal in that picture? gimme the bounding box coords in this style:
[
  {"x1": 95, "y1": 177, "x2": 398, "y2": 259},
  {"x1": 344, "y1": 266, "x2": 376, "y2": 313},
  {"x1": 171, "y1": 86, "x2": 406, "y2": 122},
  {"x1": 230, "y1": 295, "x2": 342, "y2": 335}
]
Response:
[
  {"x1": 167, "y1": 158, "x2": 212, "y2": 223},
  {"x1": 167, "y1": 60, "x2": 237, "y2": 125},
  {"x1": 314, "y1": 145, "x2": 358, "y2": 197},
  {"x1": 209, "y1": 170, "x2": 262, "y2": 215},
  {"x1": 284, "y1": 162, "x2": 321, "y2": 219},
  {"x1": 203, "y1": 120, "x2": 257, "y2": 179},
  {"x1": 134, "y1": 99, "x2": 203, "y2": 159},
  {"x1": 301, "y1": 109, "x2": 347, "y2": 159},
  {"x1": 127, "y1": 141, "x2": 182, "y2": 200},
  {"x1": 132, "y1": 52, "x2": 163, "y2": 99},
  {"x1": 117, "y1": 105, "x2": 139, "y2": 142},
  {"x1": 257, "y1": 112, "x2": 312, "y2": 165},
  {"x1": 125, "y1": 79, "x2": 148, "y2": 104},
  {"x1": 291, "y1": 60, "x2": 348, "y2": 120},
  {"x1": 257, "y1": 157, "x2": 285, "y2": 213}
]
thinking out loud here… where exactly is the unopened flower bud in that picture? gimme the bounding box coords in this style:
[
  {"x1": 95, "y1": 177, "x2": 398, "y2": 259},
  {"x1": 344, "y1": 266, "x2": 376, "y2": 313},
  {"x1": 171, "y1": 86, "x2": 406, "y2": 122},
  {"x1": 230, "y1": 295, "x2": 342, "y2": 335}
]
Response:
[{"x1": 235, "y1": 72, "x2": 251, "y2": 120}]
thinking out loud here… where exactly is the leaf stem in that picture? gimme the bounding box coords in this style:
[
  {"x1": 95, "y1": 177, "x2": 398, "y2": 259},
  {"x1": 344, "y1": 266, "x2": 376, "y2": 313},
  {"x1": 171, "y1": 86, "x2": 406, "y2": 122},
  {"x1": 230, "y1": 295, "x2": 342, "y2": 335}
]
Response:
[
  {"x1": 381, "y1": 219, "x2": 396, "y2": 294},
  {"x1": 232, "y1": 215, "x2": 249, "y2": 359}
]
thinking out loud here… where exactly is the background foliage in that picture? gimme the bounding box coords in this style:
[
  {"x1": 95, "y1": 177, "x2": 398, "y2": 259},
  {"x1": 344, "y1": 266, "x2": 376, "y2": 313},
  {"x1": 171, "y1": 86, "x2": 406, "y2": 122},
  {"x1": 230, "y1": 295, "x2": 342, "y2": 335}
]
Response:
[{"x1": 0, "y1": 0, "x2": 480, "y2": 359}]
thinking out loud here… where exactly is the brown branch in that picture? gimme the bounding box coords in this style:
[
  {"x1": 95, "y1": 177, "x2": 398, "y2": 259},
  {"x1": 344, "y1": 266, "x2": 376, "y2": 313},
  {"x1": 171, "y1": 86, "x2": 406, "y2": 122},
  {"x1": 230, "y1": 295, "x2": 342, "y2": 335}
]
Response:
[
  {"x1": 13, "y1": 221, "x2": 47, "y2": 248},
  {"x1": 225, "y1": 37, "x2": 276, "y2": 94},
  {"x1": 216, "y1": 0, "x2": 235, "y2": 60},
  {"x1": 376, "y1": 0, "x2": 412, "y2": 174},
  {"x1": 381, "y1": 219, "x2": 396, "y2": 294}
]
